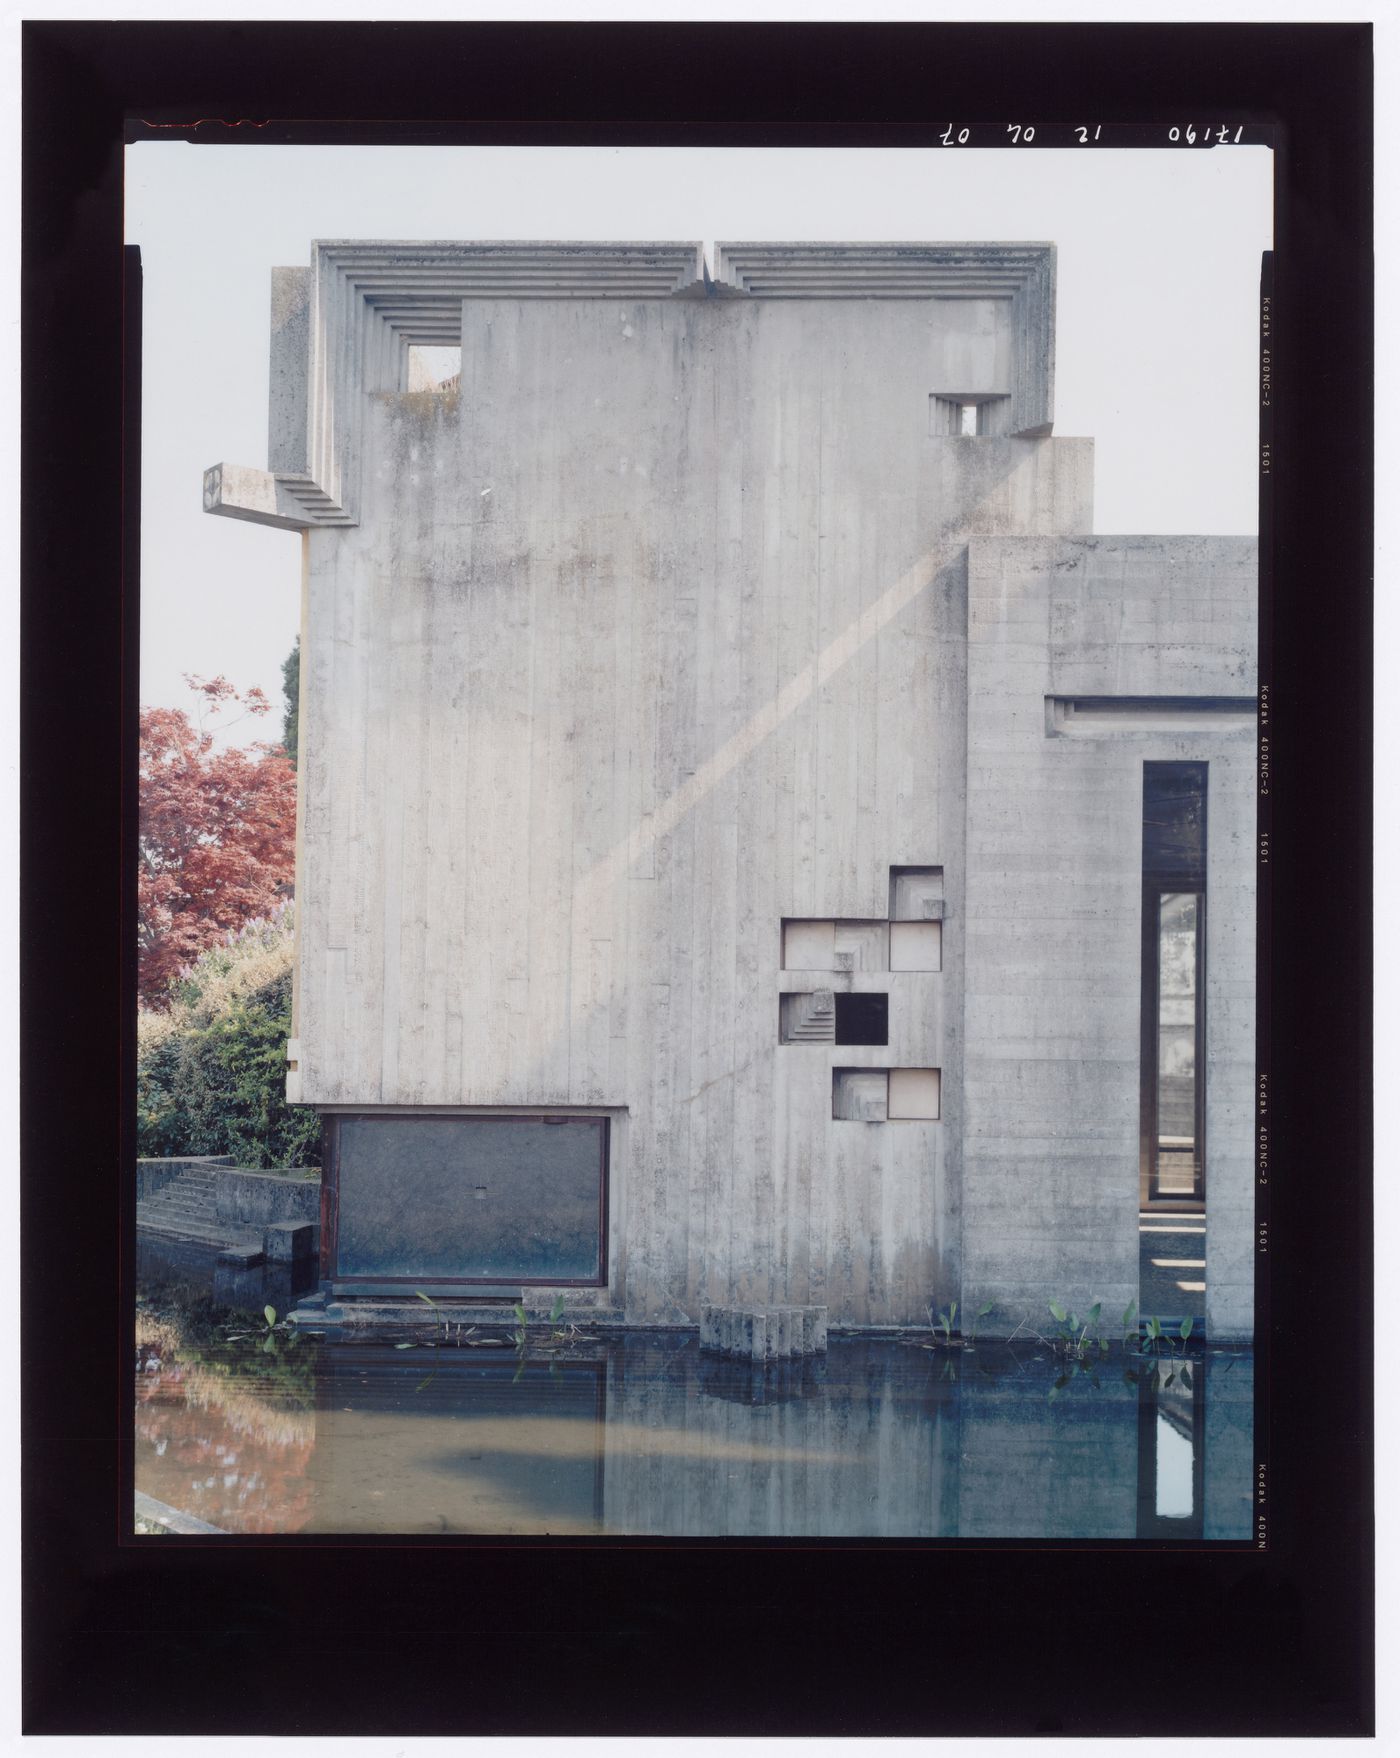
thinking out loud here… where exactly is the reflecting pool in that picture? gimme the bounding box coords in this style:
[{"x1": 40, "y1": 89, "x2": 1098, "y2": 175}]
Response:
[{"x1": 135, "y1": 1252, "x2": 1254, "y2": 1541}]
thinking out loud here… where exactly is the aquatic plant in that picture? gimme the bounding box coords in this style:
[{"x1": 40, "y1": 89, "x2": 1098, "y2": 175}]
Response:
[
  {"x1": 1140, "y1": 1313, "x2": 1195, "y2": 1356},
  {"x1": 1046, "y1": 1300, "x2": 1108, "y2": 1360}
]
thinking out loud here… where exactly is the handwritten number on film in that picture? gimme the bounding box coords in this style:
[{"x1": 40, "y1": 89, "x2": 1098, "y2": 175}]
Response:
[{"x1": 1170, "y1": 125, "x2": 1246, "y2": 144}]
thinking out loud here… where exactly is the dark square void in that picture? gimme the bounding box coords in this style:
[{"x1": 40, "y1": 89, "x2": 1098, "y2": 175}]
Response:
[
  {"x1": 334, "y1": 1116, "x2": 606, "y2": 1283},
  {"x1": 835, "y1": 993, "x2": 889, "y2": 1045}
]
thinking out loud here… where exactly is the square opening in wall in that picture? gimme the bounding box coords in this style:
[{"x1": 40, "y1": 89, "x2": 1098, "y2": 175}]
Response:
[
  {"x1": 890, "y1": 920, "x2": 942, "y2": 971},
  {"x1": 832, "y1": 1069, "x2": 888, "y2": 1122},
  {"x1": 929, "y1": 394, "x2": 1012, "y2": 437},
  {"x1": 888, "y1": 1068, "x2": 941, "y2": 1121},
  {"x1": 889, "y1": 866, "x2": 945, "y2": 920},
  {"x1": 408, "y1": 345, "x2": 462, "y2": 392},
  {"x1": 834, "y1": 993, "x2": 888, "y2": 1045}
]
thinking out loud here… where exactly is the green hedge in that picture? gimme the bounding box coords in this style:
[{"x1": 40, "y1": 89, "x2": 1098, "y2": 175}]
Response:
[{"x1": 137, "y1": 907, "x2": 321, "y2": 1169}]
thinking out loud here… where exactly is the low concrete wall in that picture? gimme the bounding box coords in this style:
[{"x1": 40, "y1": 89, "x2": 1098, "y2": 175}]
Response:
[
  {"x1": 214, "y1": 1167, "x2": 321, "y2": 1231},
  {"x1": 135, "y1": 1155, "x2": 235, "y2": 1202}
]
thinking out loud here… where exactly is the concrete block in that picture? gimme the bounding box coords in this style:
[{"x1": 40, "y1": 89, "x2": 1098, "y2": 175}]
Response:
[
  {"x1": 743, "y1": 1310, "x2": 771, "y2": 1363},
  {"x1": 265, "y1": 1220, "x2": 315, "y2": 1263}
]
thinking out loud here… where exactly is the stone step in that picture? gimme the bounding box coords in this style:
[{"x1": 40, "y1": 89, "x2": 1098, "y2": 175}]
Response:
[{"x1": 136, "y1": 1211, "x2": 264, "y2": 1251}]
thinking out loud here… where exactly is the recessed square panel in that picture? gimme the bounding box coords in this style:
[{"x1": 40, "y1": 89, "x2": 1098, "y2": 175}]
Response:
[
  {"x1": 890, "y1": 921, "x2": 942, "y2": 971},
  {"x1": 782, "y1": 920, "x2": 836, "y2": 969},
  {"x1": 888, "y1": 1068, "x2": 941, "y2": 1121},
  {"x1": 779, "y1": 990, "x2": 837, "y2": 1043},
  {"x1": 782, "y1": 919, "x2": 889, "y2": 971},
  {"x1": 833, "y1": 920, "x2": 889, "y2": 971},
  {"x1": 889, "y1": 866, "x2": 945, "y2": 921},
  {"x1": 832, "y1": 1069, "x2": 889, "y2": 1122}
]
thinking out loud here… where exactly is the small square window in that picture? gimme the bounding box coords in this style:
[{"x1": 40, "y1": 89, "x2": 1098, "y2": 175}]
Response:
[{"x1": 407, "y1": 345, "x2": 462, "y2": 392}]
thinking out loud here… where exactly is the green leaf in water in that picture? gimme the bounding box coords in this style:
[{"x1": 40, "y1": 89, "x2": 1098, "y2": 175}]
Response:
[
  {"x1": 395, "y1": 1342, "x2": 416, "y2": 1349},
  {"x1": 1179, "y1": 1315, "x2": 1194, "y2": 1341},
  {"x1": 1049, "y1": 1302, "x2": 1067, "y2": 1324},
  {"x1": 264, "y1": 1305, "x2": 278, "y2": 1328},
  {"x1": 977, "y1": 1302, "x2": 995, "y2": 1319},
  {"x1": 1087, "y1": 1302, "x2": 1102, "y2": 1325},
  {"x1": 1122, "y1": 1300, "x2": 1137, "y2": 1330}
]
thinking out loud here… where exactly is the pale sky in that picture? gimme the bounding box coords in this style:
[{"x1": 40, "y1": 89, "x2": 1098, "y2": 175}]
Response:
[{"x1": 125, "y1": 142, "x2": 1272, "y2": 743}]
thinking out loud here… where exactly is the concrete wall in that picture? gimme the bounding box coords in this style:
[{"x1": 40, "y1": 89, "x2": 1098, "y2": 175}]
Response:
[
  {"x1": 214, "y1": 1167, "x2": 321, "y2": 1230},
  {"x1": 206, "y1": 243, "x2": 1257, "y2": 1341},
  {"x1": 295, "y1": 289, "x2": 1092, "y2": 1325},
  {"x1": 962, "y1": 535, "x2": 1257, "y2": 1339}
]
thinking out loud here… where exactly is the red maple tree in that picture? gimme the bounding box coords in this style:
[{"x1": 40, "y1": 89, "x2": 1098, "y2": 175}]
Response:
[{"x1": 138, "y1": 676, "x2": 298, "y2": 1006}]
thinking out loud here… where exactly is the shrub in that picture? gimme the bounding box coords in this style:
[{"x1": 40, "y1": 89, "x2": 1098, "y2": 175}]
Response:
[{"x1": 136, "y1": 904, "x2": 320, "y2": 1169}]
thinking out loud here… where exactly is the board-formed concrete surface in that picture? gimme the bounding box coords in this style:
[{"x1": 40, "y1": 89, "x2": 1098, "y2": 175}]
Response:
[{"x1": 204, "y1": 241, "x2": 1256, "y2": 1338}]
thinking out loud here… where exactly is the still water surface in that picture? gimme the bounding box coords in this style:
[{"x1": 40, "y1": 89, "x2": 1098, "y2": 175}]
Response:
[{"x1": 136, "y1": 1240, "x2": 1253, "y2": 1540}]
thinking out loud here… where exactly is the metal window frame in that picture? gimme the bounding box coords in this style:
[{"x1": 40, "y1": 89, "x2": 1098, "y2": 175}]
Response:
[{"x1": 1139, "y1": 763, "x2": 1209, "y2": 1215}]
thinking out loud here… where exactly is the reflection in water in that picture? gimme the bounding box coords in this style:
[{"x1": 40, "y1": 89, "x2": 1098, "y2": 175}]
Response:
[{"x1": 136, "y1": 1253, "x2": 1253, "y2": 1540}]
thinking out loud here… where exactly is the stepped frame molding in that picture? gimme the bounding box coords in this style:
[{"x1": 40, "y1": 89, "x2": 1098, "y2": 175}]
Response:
[{"x1": 202, "y1": 240, "x2": 1057, "y2": 532}]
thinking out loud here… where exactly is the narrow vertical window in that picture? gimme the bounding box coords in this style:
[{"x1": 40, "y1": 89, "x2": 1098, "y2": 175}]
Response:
[{"x1": 1140, "y1": 764, "x2": 1207, "y2": 1212}]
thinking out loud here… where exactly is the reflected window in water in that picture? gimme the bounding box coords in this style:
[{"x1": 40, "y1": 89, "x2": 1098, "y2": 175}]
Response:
[{"x1": 1136, "y1": 1359, "x2": 1205, "y2": 1539}]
